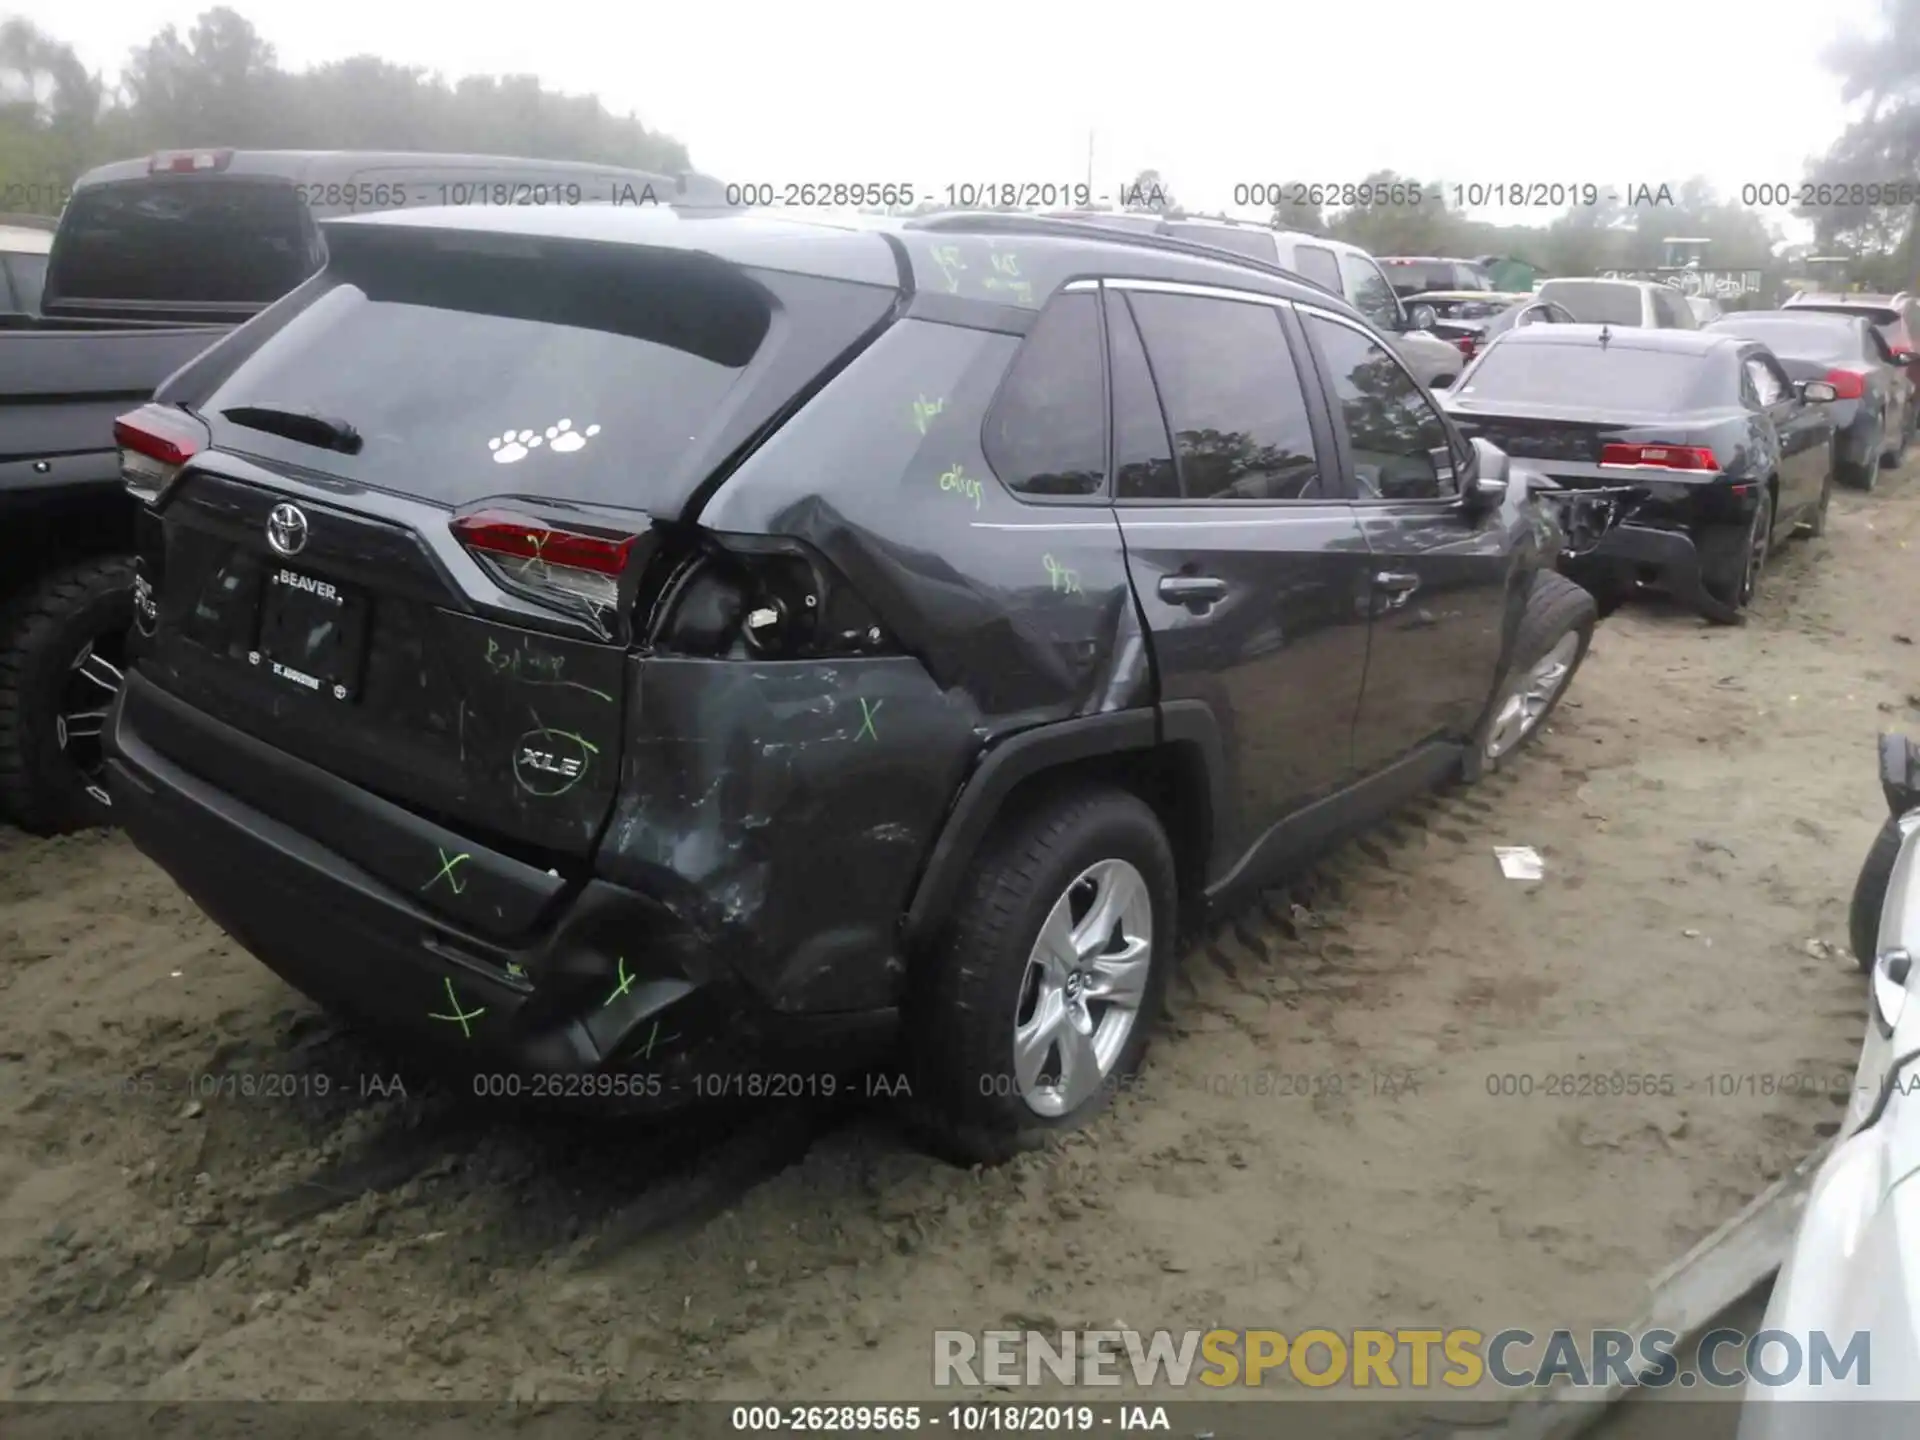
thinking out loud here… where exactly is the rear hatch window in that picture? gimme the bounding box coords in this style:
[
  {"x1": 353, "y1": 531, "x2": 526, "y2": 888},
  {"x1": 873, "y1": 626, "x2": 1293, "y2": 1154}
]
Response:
[
  {"x1": 195, "y1": 223, "x2": 899, "y2": 517},
  {"x1": 1162, "y1": 222, "x2": 1277, "y2": 263},
  {"x1": 1460, "y1": 341, "x2": 1716, "y2": 412},
  {"x1": 1382, "y1": 260, "x2": 1467, "y2": 296},
  {"x1": 45, "y1": 178, "x2": 317, "y2": 312},
  {"x1": 1709, "y1": 317, "x2": 1858, "y2": 363},
  {"x1": 1536, "y1": 281, "x2": 1645, "y2": 326}
]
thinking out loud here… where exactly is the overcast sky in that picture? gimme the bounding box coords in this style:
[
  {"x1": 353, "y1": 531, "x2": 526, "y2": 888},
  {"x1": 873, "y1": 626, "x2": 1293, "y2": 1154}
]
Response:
[{"x1": 24, "y1": 0, "x2": 1862, "y2": 241}]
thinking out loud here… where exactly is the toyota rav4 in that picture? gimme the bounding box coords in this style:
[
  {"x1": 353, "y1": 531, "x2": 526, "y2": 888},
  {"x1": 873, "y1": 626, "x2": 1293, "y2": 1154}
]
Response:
[{"x1": 106, "y1": 207, "x2": 1605, "y2": 1161}]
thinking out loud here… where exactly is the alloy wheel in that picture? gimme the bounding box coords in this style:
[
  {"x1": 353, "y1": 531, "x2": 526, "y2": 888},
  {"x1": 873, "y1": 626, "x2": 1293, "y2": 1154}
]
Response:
[
  {"x1": 1484, "y1": 631, "x2": 1580, "y2": 761},
  {"x1": 1011, "y1": 858, "x2": 1154, "y2": 1118},
  {"x1": 1741, "y1": 494, "x2": 1771, "y2": 604}
]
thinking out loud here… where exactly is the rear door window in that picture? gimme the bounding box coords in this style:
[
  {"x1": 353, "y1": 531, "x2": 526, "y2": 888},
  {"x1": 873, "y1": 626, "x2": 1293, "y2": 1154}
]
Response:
[
  {"x1": 47, "y1": 179, "x2": 318, "y2": 307},
  {"x1": 1292, "y1": 245, "x2": 1343, "y2": 294},
  {"x1": 1123, "y1": 290, "x2": 1326, "y2": 501},
  {"x1": 1338, "y1": 252, "x2": 1402, "y2": 331},
  {"x1": 194, "y1": 227, "x2": 896, "y2": 515},
  {"x1": 982, "y1": 292, "x2": 1108, "y2": 497},
  {"x1": 1106, "y1": 291, "x2": 1180, "y2": 501}
]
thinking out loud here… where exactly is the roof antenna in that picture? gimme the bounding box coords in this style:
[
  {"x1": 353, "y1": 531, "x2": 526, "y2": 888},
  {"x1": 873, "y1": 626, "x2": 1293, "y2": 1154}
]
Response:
[{"x1": 1597, "y1": 324, "x2": 1611, "y2": 348}]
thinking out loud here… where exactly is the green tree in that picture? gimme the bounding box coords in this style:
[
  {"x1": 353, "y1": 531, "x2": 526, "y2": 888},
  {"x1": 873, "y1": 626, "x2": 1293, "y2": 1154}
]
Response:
[{"x1": 1799, "y1": 0, "x2": 1920, "y2": 285}]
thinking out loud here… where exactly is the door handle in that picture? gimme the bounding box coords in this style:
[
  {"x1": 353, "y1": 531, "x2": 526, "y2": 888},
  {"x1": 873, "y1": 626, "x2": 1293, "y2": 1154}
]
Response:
[
  {"x1": 1372, "y1": 570, "x2": 1421, "y2": 612},
  {"x1": 1158, "y1": 575, "x2": 1228, "y2": 609}
]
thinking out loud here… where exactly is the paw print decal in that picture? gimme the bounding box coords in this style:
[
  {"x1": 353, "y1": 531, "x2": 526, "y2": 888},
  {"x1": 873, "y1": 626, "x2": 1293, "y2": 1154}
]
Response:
[
  {"x1": 489, "y1": 428, "x2": 542, "y2": 465},
  {"x1": 488, "y1": 420, "x2": 602, "y2": 464},
  {"x1": 547, "y1": 419, "x2": 600, "y2": 453}
]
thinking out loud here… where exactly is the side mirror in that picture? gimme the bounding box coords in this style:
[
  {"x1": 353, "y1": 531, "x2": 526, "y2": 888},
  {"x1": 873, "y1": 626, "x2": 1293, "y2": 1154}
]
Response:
[
  {"x1": 1409, "y1": 303, "x2": 1438, "y2": 332},
  {"x1": 1895, "y1": 350, "x2": 1918, "y2": 366},
  {"x1": 1461, "y1": 436, "x2": 1509, "y2": 513},
  {"x1": 1802, "y1": 380, "x2": 1838, "y2": 403}
]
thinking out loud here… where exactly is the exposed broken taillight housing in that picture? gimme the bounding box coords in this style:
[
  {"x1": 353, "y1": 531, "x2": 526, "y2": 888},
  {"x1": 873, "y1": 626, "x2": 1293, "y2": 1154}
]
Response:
[
  {"x1": 451, "y1": 508, "x2": 639, "y2": 617},
  {"x1": 644, "y1": 534, "x2": 895, "y2": 661},
  {"x1": 115, "y1": 404, "x2": 211, "y2": 505}
]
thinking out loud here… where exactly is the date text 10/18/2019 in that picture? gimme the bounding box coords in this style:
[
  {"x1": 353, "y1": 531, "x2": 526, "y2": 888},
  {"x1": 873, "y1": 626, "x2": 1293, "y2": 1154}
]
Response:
[{"x1": 729, "y1": 1404, "x2": 1173, "y2": 1432}]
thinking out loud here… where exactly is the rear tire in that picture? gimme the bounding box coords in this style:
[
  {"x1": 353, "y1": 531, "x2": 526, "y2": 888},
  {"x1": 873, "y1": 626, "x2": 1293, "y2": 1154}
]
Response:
[
  {"x1": 1850, "y1": 817, "x2": 1904, "y2": 974},
  {"x1": 906, "y1": 785, "x2": 1177, "y2": 1165},
  {"x1": 0, "y1": 558, "x2": 134, "y2": 835},
  {"x1": 1475, "y1": 571, "x2": 1596, "y2": 773},
  {"x1": 1700, "y1": 488, "x2": 1772, "y2": 619}
]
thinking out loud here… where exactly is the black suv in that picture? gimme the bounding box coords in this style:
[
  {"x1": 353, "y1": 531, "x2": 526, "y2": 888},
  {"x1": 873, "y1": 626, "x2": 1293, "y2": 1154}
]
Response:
[{"x1": 105, "y1": 207, "x2": 1600, "y2": 1160}]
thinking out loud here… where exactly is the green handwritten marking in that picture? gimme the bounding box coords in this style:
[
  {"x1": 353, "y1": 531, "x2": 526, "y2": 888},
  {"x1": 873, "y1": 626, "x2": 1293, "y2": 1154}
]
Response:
[
  {"x1": 505, "y1": 961, "x2": 528, "y2": 980},
  {"x1": 930, "y1": 244, "x2": 965, "y2": 293},
  {"x1": 484, "y1": 637, "x2": 509, "y2": 672},
  {"x1": 938, "y1": 463, "x2": 984, "y2": 510},
  {"x1": 640, "y1": 1019, "x2": 680, "y2": 1060},
  {"x1": 605, "y1": 956, "x2": 635, "y2": 1007},
  {"x1": 989, "y1": 249, "x2": 1022, "y2": 277},
  {"x1": 857, "y1": 697, "x2": 882, "y2": 742},
  {"x1": 1043, "y1": 554, "x2": 1082, "y2": 595},
  {"x1": 424, "y1": 848, "x2": 471, "y2": 895},
  {"x1": 912, "y1": 395, "x2": 947, "y2": 435},
  {"x1": 428, "y1": 977, "x2": 486, "y2": 1038}
]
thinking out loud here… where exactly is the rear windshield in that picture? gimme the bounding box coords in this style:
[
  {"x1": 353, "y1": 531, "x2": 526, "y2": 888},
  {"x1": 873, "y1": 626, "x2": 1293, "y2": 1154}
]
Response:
[
  {"x1": 1791, "y1": 302, "x2": 1901, "y2": 328},
  {"x1": 1535, "y1": 281, "x2": 1645, "y2": 326},
  {"x1": 1382, "y1": 260, "x2": 1477, "y2": 296},
  {"x1": 196, "y1": 229, "x2": 888, "y2": 510},
  {"x1": 1163, "y1": 222, "x2": 1275, "y2": 262},
  {"x1": 1460, "y1": 341, "x2": 1717, "y2": 412},
  {"x1": 1708, "y1": 315, "x2": 1859, "y2": 361},
  {"x1": 47, "y1": 179, "x2": 315, "y2": 305}
]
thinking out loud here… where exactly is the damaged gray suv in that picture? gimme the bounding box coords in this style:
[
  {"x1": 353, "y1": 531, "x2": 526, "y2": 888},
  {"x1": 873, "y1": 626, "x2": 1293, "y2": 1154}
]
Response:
[{"x1": 106, "y1": 206, "x2": 1603, "y2": 1161}]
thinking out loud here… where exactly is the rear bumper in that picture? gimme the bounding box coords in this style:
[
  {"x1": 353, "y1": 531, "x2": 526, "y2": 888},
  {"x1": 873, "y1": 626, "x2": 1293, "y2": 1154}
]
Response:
[
  {"x1": 105, "y1": 671, "x2": 898, "y2": 1112},
  {"x1": 1563, "y1": 519, "x2": 1744, "y2": 624}
]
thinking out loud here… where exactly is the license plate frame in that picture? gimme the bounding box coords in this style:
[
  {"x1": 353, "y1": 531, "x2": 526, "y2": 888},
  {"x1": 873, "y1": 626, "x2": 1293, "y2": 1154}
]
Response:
[{"x1": 253, "y1": 565, "x2": 369, "y2": 702}]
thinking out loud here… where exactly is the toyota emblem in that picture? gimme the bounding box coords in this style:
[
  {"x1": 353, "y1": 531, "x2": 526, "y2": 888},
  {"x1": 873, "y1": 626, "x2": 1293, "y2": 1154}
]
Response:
[{"x1": 266, "y1": 503, "x2": 310, "y2": 557}]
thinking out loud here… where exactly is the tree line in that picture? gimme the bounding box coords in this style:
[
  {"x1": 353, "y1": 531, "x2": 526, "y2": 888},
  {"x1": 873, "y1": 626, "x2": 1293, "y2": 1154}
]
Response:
[
  {"x1": 3, "y1": 2, "x2": 1916, "y2": 290},
  {"x1": 0, "y1": 8, "x2": 690, "y2": 201}
]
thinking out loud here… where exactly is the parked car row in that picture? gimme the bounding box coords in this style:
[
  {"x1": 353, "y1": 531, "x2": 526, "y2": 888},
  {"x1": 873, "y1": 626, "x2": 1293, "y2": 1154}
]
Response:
[{"x1": 0, "y1": 156, "x2": 1907, "y2": 1166}]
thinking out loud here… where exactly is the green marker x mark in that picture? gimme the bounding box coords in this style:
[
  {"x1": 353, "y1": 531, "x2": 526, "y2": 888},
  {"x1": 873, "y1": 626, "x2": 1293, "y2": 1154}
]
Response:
[
  {"x1": 640, "y1": 1019, "x2": 680, "y2": 1060},
  {"x1": 429, "y1": 977, "x2": 486, "y2": 1039},
  {"x1": 425, "y1": 848, "x2": 471, "y2": 895},
  {"x1": 857, "y1": 697, "x2": 881, "y2": 742},
  {"x1": 605, "y1": 956, "x2": 634, "y2": 1007}
]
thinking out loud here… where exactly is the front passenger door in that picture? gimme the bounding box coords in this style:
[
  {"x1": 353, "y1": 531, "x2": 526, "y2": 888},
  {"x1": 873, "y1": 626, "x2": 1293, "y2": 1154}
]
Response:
[
  {"x1": 1299, "y1": 310, "x2": 1510, "y2": 775},
  {"x1": 1744, "y1": 351, "x2": 1823, "y2": 528}
]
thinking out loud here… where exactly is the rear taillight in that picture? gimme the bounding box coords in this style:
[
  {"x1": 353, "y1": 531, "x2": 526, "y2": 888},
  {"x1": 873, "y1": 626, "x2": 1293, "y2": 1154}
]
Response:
[
  {"x1": 1824, "y1": 368, "x2": 1867, "y2": 400},
  {"x1": 149, "y1": 149, "x2": 233, "y2": 174},
  {"x1": 1599, "y1": 443, "x2": 1719, "y2": 471},
  {"x1": 114, "y1": 404, "x2": 210, "y2": 504},
  {"x1": 1454, "y1": 335, "x2": 1477, "y2": 358},
  {"x1": 644, "y1": 536, "x2": 894, "y2": 661},
  {"x1": 451, "y1": 509, "x2": 638, "y2": 614}
]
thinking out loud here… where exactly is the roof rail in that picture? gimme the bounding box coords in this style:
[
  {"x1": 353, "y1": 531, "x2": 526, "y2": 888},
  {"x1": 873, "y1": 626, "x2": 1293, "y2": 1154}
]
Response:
[{"x1": 905, "y1": 210, "x2": 1341, "y2": 300}]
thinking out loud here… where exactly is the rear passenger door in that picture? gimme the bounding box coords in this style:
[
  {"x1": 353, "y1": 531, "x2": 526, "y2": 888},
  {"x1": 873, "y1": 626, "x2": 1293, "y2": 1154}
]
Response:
[
  {"x1": 1103, "y1": 280, "x2": 1374, "y2": 882},
  {"x1": 1297, "y1": 307, "x2": 1510, "y2": 774}
]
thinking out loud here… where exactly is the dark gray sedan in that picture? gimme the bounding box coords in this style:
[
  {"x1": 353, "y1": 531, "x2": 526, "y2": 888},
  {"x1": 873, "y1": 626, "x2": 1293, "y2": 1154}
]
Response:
[{"x1": 1707, "y1": 309, "x2": 1914, "y2": 490}]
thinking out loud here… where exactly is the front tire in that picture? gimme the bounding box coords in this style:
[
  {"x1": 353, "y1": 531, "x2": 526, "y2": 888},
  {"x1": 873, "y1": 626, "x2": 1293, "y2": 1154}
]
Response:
[
  {"x1": 907, "y1": 785, "x2": 1177, "y2": 1165},
  {"x1": 1476, "y1": 571, "x2": 1596, "y2": 772},
  {"x1": 0, "y1": 558, "x2": 134, "y2": 834}
]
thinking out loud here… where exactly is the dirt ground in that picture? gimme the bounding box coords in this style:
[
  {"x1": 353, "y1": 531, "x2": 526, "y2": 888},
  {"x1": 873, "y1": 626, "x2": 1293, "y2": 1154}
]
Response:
[{"x1": 3, "y1": 461, "x2": 1913, "y2": 1410}]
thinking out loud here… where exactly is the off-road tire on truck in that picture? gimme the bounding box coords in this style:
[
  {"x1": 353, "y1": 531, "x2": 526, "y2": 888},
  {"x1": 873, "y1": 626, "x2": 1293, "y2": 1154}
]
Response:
[
  {"x1": 906, "y1": 785, "x2": 1178, "y2": 1165},
  {"x1": 1472, "y1": 571, "x2": 1596, "y2": 774},
  {"x1": 0, "y1": 557, "x2": 133, "y2": 834}
]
